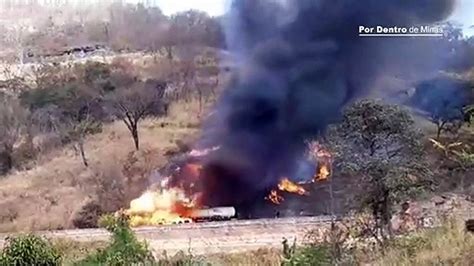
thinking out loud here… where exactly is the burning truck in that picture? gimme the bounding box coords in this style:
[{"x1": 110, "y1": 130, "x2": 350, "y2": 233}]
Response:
[
  {"x1": 123, "y1": 144, "x2": 331, "y2": 227},
  {"x1": 122, "y1": 0, "x2": 456, "y2": 227}
]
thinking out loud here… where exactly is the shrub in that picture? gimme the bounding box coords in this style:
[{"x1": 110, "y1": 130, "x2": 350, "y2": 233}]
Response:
[
  {"x1": 0, "y1": 234, "x2": 61, "y2": 265},
  {"x1": 281, "y1": 238, "x2": 330, "y2": 266},
  {"x1": 51, "y1": 239, "x2": 107, "y2": 265},
  {"x1": 430, "y1": 139, "x2": 474, "y2": 170},
  {"x1": 327, "y1": 100, "x2": 432, "y2": 244},
  {"x1": 71, "y1": 199, "x2": 104, "y2": 229},
  {"x1": 465, "y1": 104, "x2": 474, "y2": 125},
  {"x1": 156, "y1": 251, "x2": 209, "y2": 266},
  {"x1": 77, "y1": 214, "x2": 211, "y2": 265},
  {"x1": 77, "y1": 214, "x2": 154, "y2": 265},
  {"x1": 372, "y1": 219, "x2": 474, "y2": 265}
]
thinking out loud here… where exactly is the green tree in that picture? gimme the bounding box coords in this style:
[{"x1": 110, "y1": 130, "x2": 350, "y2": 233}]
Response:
[{"x1": 327, "y1": 100, "x2": 431, "y2": 245}]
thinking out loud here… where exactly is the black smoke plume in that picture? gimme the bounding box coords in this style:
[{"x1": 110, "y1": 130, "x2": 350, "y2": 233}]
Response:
[{"x1": 196, "y1": 0, "x2": 456, "y2": 212}]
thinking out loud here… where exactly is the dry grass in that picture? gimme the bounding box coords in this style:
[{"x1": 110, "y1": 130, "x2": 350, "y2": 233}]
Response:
[
  {"x1": 54, "y1": 240, "x2": 282, "y2": 265},
  {"x1": 205, "y1": 249, "x2": 282, "y2": 266},
  {"x1": 52, "y1": 238, "x2": 108, "y2": 265},
  {"x1": 205, "y1": 220, "x2": 474, "y2": 265},
  {"x1": 0, "y1": 100, "x2": 208, "y2": 233},
  {"x1": 372, "y1": 219, "x2": 474, "y2": 266}
]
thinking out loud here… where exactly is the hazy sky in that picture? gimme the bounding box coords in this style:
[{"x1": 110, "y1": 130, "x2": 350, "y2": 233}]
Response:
[
  {"x1": 450, "y1": 0, "x2": 474, "y2": 35},
  {"x1": 150, "y1": 0, "x2": 474, "y2": 34},
  {"x1": 154, "y1": 0, "x2": 228, "y2": 16}
]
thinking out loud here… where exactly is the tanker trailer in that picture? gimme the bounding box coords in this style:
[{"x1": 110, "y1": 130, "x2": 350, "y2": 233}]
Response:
[{"x1": 190, "y1": 207, "x2": 236, "y2": 222}]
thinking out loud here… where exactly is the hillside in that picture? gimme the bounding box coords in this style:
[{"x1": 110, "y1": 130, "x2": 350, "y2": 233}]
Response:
[{"x1": 0, "y1": 101, "x2": 203, "y2": 232}]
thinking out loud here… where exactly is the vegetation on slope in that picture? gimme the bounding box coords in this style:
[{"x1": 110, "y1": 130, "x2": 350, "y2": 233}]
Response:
[{"x1": 1, "y1": 215, "x2": 472, "y2": 265}]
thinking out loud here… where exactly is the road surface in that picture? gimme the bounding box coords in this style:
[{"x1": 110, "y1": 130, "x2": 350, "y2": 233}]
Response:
[{"x1": 0, "y1": 216, "x2": 335, "y2": 255}]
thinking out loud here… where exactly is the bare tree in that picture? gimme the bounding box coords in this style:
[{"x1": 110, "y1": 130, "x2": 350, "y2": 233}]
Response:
[
  {"x1": 67, "y1": 114, "x2": 102, "y2": 168},
  {"x1": 411, "y1": 76, "x2": 470, "y2": 139},
  {"x1": 158, "y1": 10, "x2": 224, "y2": 61},
  {"x1": 106, "y1": 80, "x2": 167, "y2": 150},
  {"x1": 0, "y1": 95, "x2": 28, "y2": 174},
  {"x1": 23, "y1": 62, "x2": 109, "y2": 167},
  {"x1": 0, "y1": 64, "x2": 30, "y2": 93},
  {"x1": 159, "y1": 24, "x2": 177, "y2": 61}
]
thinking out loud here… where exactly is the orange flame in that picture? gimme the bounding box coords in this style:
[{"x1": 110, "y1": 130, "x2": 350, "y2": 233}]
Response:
[
  {"x1": 124, "y1": 160, "x2": 206, "y2": 227},
  {"x1": 266, "y1": 178, "x2": 307, "y2": 204},
  {"x1": 266, "y1": 142, "x2": 333, "y2": 204},
  {"x1": 309, "y1": 142, "x2": 332, "y2": 182},
  {"x1": 278, "y1": 178, "x2": 307, "y2": 195},
  {"x1": 124, "y1": 187, "x2": 197, "y2": 227},
  {"x1": 316, "y1": 165, "x2": 330, "y2": 180},
  {"x1": 266, "y1": 190, "x2": 284, "y2": 204}
]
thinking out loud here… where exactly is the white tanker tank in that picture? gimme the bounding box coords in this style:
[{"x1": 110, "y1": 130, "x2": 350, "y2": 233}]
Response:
[{"x1": 190, "y1": 207, "x2": 236, "y2": 221}]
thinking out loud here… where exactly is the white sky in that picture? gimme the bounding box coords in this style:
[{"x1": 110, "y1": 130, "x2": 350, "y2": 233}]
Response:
[
  {"x1": 154, "y1": 0, "x2": 229, "y2": 16},
  {"x1": 150, "y1": 0, "x2": 474, "y2": 33},
  {"x1": 450, "y1": 0, "x2": 474, "y2": 35},
  {"x1": 42, "y1": 1, "x2": 474, "y2": 32}
]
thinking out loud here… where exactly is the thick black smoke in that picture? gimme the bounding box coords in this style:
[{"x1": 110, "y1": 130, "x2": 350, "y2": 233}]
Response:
[
  {"x1": 197, "y1": 0, "x2": 456, "y2": 210},
  {"x1": 411, "y1": 76, "x2": 472, "y2": 123}
]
